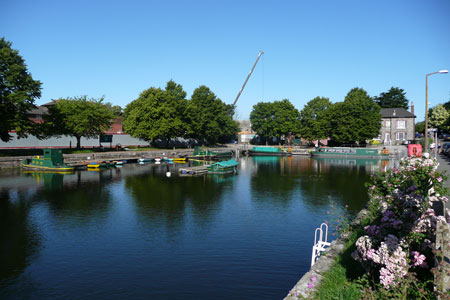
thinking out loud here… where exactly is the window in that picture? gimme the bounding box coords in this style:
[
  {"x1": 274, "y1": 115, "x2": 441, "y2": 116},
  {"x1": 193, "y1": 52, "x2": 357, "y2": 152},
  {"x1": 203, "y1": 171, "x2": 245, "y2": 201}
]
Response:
[
  {"x1": 385, "y1": 120, "x2": 391, "y2": 128},
  {"x1": 397, "y1": 120, "x2": 406, "y2": 129},
  {"x1": 396, "y1": 132, "x2": 406, "y2": 140}
]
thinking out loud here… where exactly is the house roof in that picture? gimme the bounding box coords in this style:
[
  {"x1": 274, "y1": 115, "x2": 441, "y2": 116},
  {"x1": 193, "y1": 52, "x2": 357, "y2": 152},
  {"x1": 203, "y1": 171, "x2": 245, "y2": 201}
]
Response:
[
  {"x1": 380, "y1": 108, "x2": 415, "y2": 118},
  {"x1": 27, "y1": 106, "x2": 48, "y2": 115}
]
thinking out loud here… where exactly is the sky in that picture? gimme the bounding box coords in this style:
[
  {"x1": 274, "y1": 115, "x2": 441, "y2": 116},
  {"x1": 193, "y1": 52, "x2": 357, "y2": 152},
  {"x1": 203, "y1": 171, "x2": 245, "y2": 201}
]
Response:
[{"x1": 1, "y1": 0, "x2": 449, "y2": 122}]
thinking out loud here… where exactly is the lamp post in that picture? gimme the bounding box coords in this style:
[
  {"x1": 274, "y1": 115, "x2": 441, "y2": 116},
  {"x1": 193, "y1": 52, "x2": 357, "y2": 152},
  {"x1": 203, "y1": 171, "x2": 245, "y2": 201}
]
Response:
[{"x1": 424, "y1": 69, "x2": 448, "y2": 153}]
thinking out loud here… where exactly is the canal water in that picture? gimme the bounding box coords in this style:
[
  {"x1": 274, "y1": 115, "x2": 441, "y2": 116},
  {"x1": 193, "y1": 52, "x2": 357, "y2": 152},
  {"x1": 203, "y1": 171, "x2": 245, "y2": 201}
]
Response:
[{"x1": 0, "y1": 156, "x2": 386, "y2": 300}]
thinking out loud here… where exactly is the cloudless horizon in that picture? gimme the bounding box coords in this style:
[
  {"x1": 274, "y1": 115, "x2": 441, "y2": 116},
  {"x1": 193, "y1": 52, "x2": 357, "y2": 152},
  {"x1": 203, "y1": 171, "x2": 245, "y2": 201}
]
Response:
[{"x1": 1, "y1": 0, "x2": 449, "y2": 122}]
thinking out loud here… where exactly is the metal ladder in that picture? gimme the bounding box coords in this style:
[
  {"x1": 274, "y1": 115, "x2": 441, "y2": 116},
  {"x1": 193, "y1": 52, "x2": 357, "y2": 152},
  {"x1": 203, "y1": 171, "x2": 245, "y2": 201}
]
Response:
[{"x1": 311, "y1": 223, "x2": 331, "y2": 267}]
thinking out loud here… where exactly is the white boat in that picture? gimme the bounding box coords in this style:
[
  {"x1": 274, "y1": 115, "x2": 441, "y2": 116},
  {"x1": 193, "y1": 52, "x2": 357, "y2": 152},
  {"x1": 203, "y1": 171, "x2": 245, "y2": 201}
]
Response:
[{"x1": 138, "y1": 158, "x2": 154, "y2": 163}]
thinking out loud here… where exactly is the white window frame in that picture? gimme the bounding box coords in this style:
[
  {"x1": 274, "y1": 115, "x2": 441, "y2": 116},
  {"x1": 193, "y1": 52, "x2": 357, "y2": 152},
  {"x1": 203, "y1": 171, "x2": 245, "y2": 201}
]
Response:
[
  {"x1": 396, "y1": 132, "x2": 406, "y2": 141},
  {"x1": 385, "y1": 120, "x2": 391, "y2": 128},
  {"x1": 397, "y1": 120, "x2": 406, "y2": 129}
]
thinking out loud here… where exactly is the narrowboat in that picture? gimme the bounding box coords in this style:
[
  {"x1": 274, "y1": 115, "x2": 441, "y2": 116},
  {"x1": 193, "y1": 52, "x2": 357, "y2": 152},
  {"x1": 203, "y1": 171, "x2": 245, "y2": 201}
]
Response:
[
  {"x1": 188, "y1": 147, "x2": 233, "y2": 160},
  {"x1": 248, "y1": 146, "x2": 292, "y2": 156},
  {"x1": 207, "y1": 159, "x2": 239, "y2": 174},
  {"x1": 22, "y1": 149, "x2": 75, "y2": 172},
  {"x1": 310, "y1": 147, "x2": 389, "y2": 159}
]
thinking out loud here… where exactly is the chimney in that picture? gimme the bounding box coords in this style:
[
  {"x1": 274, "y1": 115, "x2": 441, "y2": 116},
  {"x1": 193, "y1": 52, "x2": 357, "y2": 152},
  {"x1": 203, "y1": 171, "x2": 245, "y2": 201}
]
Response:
[{"x1": 410, "y1": 101, "x2": 414, "y2": 115}]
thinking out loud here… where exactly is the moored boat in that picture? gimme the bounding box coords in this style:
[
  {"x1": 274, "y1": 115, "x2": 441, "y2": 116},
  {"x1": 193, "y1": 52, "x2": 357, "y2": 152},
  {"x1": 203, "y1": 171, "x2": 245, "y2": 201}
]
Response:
[
  {"x1": 138, "y1": 157, "x2": 154, "y2": 163},
  {"x1": 170, "y1": 157, "x2": 187, "y2": 163},
  {"x1": 87, "y1": 161, "x2": 108, "y2": 169},
  {"x1": 188, "y1": 147, "x2": 233, "y2": 160},
  {"x1": 248, "y1": 146, "x2": 292, "y2": 156},
  {"x1": 207, "y1": 159, "x2": 239, "y2": 174},
  {"x1": 22, "y1": 149, "x2": 75, "y2": 172},
  {"x1": 310, "y1": 147, "x2": 389, "y2": 159}
]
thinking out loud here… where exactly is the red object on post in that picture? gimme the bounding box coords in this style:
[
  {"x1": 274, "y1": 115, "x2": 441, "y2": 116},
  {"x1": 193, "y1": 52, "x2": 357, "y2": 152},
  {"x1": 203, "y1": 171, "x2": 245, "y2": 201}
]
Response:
[{"x1": 408, "y1": 144, "x2": 422, "y2": 157}]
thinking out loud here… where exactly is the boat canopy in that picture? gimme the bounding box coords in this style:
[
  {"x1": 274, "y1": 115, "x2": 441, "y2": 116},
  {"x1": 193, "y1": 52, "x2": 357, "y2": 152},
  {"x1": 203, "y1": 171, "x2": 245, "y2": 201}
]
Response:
[{"x1": 213, "y1": 159, "x2": 239, "y2": 167}]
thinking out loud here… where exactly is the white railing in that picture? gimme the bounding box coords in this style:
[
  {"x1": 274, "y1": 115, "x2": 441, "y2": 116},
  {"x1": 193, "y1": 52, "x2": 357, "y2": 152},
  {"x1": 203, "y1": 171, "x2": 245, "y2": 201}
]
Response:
[{"x1": 311, "y1": 223, "x2": 331, "y2": 267}]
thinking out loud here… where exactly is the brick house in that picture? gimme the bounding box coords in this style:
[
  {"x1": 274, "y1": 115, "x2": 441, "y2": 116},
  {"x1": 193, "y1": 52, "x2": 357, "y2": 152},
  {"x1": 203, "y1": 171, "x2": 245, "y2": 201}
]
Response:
[{"x1": 379, "y1": 103, "x2": 416, "y2": 145}]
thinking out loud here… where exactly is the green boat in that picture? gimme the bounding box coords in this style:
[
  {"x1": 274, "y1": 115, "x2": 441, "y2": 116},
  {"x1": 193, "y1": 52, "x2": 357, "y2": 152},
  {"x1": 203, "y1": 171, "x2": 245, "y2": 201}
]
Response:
[
  {"x1": 189, "y1": 146, "x2": 233, "y2": 160},
  {"x1": 310, "y1": 147, "x2": 389, "y2": 159},
  {"x1": 207, "y1": 159, "x2": 239, "y2": 174},
  {"x1": 22, "y1": 149, "x2": 75, "y2": 172},
  {"x1": 248, "y1": 146, "x2": 292, "y2": 156}
]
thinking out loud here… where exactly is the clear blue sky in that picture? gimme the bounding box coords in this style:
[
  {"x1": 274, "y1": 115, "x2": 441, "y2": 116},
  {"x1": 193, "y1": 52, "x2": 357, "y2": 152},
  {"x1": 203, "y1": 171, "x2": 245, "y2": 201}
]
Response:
[{"x1": 1, "y1": 0, "x2": 449, "y2": 122}]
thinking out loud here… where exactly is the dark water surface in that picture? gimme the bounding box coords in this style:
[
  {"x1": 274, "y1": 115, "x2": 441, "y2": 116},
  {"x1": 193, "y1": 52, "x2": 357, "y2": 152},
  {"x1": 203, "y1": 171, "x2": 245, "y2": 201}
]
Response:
[{"x1": 0, "y1": 156, "x2": 385, "y2": 300}]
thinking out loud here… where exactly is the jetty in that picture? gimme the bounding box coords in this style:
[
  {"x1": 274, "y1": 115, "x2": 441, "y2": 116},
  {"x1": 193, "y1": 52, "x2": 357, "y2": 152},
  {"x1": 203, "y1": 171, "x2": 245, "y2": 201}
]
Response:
[{"x1": 178, "y1": 165, "x2": 208, "y2": 176}]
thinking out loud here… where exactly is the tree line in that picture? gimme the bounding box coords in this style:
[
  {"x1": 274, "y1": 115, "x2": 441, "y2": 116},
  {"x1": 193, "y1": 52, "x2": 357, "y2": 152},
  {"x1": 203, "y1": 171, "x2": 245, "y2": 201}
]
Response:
[
  {"x1": 250, "y1": 87, "x2": 409, "y2": 145},
  {"x1": 1, "y1": 37, "x2": 238, "y2": 148},
  {"x1": 1, "y1": 36, "x2": 413, "y2": 148}
]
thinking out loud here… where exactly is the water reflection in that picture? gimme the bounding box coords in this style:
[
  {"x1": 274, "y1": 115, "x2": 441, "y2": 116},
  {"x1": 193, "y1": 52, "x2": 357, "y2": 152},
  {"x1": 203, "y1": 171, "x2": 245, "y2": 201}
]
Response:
[
  {"x1": 250, "y1": 156, "x2": 299, "y2": 205},
  {"x1": 125, "y1": 173, "x2": 231, "y2": 232},
  {"x1": 249, "y1": 156, "x2": 378, "y2": 213},
  {"x1": 0, "y1": 188, "x2": 40, "y2": 283},
  {"x1": 0, "y1": 157, "x2": 388, "y2": 300}
]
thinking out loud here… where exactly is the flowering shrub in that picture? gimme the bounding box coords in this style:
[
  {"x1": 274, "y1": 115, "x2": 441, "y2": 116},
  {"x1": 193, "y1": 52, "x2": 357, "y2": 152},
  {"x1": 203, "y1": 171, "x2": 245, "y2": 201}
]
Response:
[{"x1": 352, "y1": 155, "x2": 448, "y2": 293}]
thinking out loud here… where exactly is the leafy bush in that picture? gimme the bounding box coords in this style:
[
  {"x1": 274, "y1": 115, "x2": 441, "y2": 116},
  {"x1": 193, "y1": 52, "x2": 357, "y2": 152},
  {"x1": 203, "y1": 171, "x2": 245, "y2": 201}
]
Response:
[{"x1": 352, "y1": 155, "x2": 448, "y2": 297}]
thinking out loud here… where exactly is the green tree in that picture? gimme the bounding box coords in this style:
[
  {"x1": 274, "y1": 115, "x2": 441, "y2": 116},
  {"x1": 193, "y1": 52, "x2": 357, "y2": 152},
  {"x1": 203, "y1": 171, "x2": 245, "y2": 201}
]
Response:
[
  {"x1": 250, "y1": 99, "x2": 300, "y2": 144},
  {"x1": 327, "y1": 88, "x2": 381, "y2": 144},
  {"x1": 375, "y1": 87, "x2": 409, "y2": 109},
  {"x1": 44, "y1": 96, "x2": 115, "y2": 148},
  {"x1": 250, "y1": 101, "x2": 275, "y2": 142},
  {"x1": 429, "y1": 104, "x2": 450, "y2": 132},
  {"x1": 123, "y1": 80, "x2": 188, "y2": 144},
  {"x1": 415, "y1": 121, "x2": 425, "y2": 134},
  {"x1": 0, "y1": 37, "x2": 42, "y2": 142},
  {"x1": 299, "y1": 96, "x2": 332, "y2": 142},
  {"x1": 186, "y1": 85, "x2": 238, "y2": 145},
  {"x1": 272, "y1": 99, "x2": 300, "y2": 143}
]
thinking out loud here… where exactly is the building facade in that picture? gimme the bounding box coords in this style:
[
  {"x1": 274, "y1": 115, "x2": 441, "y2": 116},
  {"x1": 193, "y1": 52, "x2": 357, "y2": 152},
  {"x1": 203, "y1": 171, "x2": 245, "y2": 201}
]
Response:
[{"x1": 379, "y1": 105, "x2": 415, "y2": 145}]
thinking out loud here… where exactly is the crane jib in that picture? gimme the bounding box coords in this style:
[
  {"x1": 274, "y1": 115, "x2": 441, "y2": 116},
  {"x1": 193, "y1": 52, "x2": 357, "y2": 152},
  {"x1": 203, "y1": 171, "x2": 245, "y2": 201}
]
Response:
[{"x1": 232, "y1": 50, "x2": 264, "y2": 107}]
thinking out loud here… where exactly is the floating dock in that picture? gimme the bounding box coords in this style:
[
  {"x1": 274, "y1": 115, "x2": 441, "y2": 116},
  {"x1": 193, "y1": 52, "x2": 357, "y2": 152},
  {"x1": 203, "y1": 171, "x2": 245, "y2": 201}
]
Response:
[{"x1": 178, "y1": 165, "x2": 208, "y2": 175}]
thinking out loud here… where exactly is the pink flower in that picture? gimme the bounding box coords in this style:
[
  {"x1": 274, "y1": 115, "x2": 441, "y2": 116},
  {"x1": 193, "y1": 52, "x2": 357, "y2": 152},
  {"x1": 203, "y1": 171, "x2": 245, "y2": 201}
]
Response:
[
  {"x1": 411, "y1": 251, "x2": 427, "y2": 267},
  {"x1": 307, "y1": 282, "x2": 314, "y2": 289},
  {"x1": 437, "y1": 177, "x2": 443, "y2": 182},
  {"x1": 311, "y1": 275, "x2": 317, "y2": 283}
]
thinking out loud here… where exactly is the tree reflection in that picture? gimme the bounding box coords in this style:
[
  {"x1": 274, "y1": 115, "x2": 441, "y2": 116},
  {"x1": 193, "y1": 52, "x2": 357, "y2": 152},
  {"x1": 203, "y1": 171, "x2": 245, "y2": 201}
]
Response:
[
  {"x1": 298, "y1": 158, "x2": 374, "y2": 212},
  {"x1": 0, "y1": 188, "x2": 40, "y2": 283},
  {"x1": 250, "y1": 156, "x2": 299, "y2": 205},
  {"x1": 250, "y1": 156, "x2": 375, "y2": 213},
  {"x1": 125, "y1": 173, "x2": 230, "y2": 232},
  {"x1": 22, "y1": 171, "x2": 113, "y2": 223}
]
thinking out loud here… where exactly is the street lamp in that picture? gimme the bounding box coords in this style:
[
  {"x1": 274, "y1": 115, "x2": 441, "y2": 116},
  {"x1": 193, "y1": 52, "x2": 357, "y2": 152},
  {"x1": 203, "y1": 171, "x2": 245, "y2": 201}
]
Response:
[{"x1": 424, "y1": 69, "x2": 448, "y2": 153}]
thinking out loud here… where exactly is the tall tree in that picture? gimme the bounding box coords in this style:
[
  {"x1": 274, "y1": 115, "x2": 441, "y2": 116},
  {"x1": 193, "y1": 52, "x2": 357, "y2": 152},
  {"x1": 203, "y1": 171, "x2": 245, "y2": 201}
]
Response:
[
  {"x1": 250, "y1": 101, "x2": 275, "y2": 142},
  {"x1": 299, "y1": 96, "x2": 332, "y2": 142},
  {"x1": 44, "y1": 96, "x2": 115, "y2": 148},
  {"x1": 186, "y1": 85, "x2": 238, "y2": 145},
  {"x1": 327, "y1": 88, "x2": 381, "y2": 144},
  {"x1": 123, "y1": 80, "x2": 188, "y2": 144},
  {"x1": 375, "y1": 87, "x2": 409, "y2": 109},
  {"x1": 271, "y1": 99, "x2": 300, "y2": 142},
  {"x1": 0, "y1": 37, "x2": 42, "y2": 142},
  {"x1": 429, "y1": 104, "x2": 450, "y2": 132},
  {"x1": 250, "y1": 99, "x2": 300, "y2": 143}
]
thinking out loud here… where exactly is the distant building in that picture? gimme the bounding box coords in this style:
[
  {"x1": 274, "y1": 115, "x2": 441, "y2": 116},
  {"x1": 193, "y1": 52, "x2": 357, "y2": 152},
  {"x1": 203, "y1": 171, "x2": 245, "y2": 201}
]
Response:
[
  {"x1": 379, "y1": 103, "x2": 416, "y2": 145},
  {"x1": 236, "y1": 120, "x2": 255, "y2": 143},
  {"x1": 27, "y1": 106, "x2": 48, "y2": 124}
]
